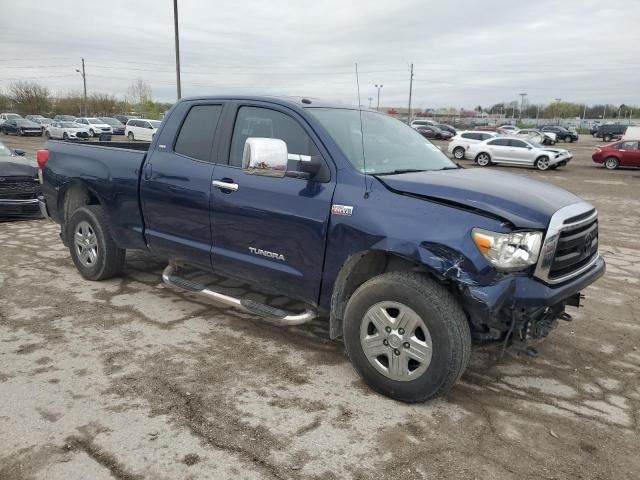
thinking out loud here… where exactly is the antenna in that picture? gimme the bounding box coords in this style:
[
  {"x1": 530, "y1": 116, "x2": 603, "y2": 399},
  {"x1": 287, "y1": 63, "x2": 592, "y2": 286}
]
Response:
[{"x1": 355, "y1": 63, "x2": 369, "y2": 195}]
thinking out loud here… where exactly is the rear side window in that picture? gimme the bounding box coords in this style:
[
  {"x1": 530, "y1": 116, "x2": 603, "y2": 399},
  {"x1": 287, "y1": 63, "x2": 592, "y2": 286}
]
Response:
[
  {"x1": 461, "y1": 133, "x2": 474, "y2": 139},
  {"x1": 174, "y1": 105, "x2": 223, "y2": 162},
  {"x1": 480, "y1": 133, "x2": 493, "y2": 140},
  {"x1": 488, "y1": 138, "x2": 509, "y2": 146}
]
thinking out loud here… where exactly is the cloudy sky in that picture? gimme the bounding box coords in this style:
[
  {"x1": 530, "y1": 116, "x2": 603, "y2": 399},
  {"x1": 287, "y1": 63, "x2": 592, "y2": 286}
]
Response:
[{"x1": 2, "y1": 0, "x2": 639, "y2": 109}]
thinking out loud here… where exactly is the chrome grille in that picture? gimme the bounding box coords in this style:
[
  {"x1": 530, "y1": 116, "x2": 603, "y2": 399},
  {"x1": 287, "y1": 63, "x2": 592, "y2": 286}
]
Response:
[{"x1": 534, "y1": 202, "x2": 600, "y2": 284}]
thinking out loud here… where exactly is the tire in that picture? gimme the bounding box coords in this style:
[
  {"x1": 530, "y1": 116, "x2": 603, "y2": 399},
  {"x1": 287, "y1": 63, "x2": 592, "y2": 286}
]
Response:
[
  {"x1": 535, "y1": 156, "x2": 551, "y2": 171},
  {"x1": 63, "y1": 132, "x2": 69, "y2": 141},
  {"x1": 343, "y1": 272, "x2": 471, "y2": 403},
  {"x1": 564, "y1": 135, "x2": 572, "y2": 142},
  {"x1": 476, "y1": 152, "x2": 491, "y2": 166},
  {"x1": 604, "y1": 157, "x2": 619, "y2": 170},
  {"x1": 89, "y1": 129, "x2": 95, "y2": 137},
  {"x1": 603, "y1": 135, "x2": 611, "y2": 142},
  {"x1": 18, "y1": 129, "x2": 23, "y2": 137},
  {"x1": 45, "y1": 130, "x2": 51, "y2": 139},
  {"x1": 453, "y1": 147, "x2": 465, "y2": 160},
  {"x1": 128, "y1": 131, "x2": 134, "y2": 141},
  {"x1": 66, "y1": 205, "x2": 126, "y2": 281}
]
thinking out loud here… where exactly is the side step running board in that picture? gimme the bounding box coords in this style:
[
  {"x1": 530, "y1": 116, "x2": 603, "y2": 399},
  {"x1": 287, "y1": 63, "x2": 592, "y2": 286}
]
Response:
[{"x1": 161, "y1": 265, "x2": 317, "y2": 326}]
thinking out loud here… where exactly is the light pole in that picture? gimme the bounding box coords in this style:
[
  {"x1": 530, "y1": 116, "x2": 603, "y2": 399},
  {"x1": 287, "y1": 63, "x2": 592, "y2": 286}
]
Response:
[
  {"x1": 375, "y1": 84, "x2": 383, "y2": 111},
  {"x1": 518, "y1": 93, "x2": 527, "y2": 123},
  {"x1": 368, "y1": 97, "x2": 372, "y2": 109},
  {"x1": 173, "y1": 0, "x2": 182, "y2": 99},
  {"x1": 75, "y1": 57, "x2": 87, "y2": 116},
  {"x1": 555, "y1": 98, "x2": 562, "y2": 124}
]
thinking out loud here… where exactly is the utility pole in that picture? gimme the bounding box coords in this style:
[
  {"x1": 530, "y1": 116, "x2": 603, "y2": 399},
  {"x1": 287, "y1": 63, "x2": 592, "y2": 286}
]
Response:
[
  {"x1": 603, "y1": 104, "x2": 607, "y2": 120},
  {"x1": 76, "y1": 58, "x2": 87, "y2": 116},
  {"x1": 368, "y1": 97, "x2": 373, "y2": 108},
  {"x1": 173, "y1": 0, "x2": 182, "y2": 100},
  {"x1": 555, "y1": 98, "x2": 562, "y2": 124},
  {"x1": 407, "y1": 63, "x2": 414, "y2": 125},
  {"x1": 518, "y1": 93, "x2": 527, "y2": 123},
  {"x1": 375, "y1": 84, "x2": 383, "y2": 111}
]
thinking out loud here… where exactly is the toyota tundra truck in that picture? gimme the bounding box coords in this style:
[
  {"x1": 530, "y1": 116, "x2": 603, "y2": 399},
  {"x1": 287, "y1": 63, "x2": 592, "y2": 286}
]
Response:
[{"x1": 37, "y1": 96, "x2": 605, "y2": 402}]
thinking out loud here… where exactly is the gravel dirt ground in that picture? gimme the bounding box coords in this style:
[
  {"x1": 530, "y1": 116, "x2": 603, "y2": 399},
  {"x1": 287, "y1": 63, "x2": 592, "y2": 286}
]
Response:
[{"x1": 0, "y1": 133, "x2": 639, "y2": 480}]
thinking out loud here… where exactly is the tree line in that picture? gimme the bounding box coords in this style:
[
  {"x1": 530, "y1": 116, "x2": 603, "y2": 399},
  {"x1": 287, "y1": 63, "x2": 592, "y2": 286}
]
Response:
[
  {"x1": 484, "y1": 101, "x2": 637, "y2": 120},
  {"x1": 0, "y1": 79, "x2": 172, "y2": 119}
]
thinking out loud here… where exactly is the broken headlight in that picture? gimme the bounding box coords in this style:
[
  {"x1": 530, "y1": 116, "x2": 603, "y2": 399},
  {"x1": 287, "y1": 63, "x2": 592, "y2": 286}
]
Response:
[{"x1": 472, "y1": 228, "x2": 542, "y2": 271}]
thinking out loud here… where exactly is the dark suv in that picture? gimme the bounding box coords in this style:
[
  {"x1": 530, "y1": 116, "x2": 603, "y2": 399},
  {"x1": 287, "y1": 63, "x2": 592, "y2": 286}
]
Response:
[
  {"x1": 540, "y1": 126, "x2": 579, "y2": 143},
  {"x1": 596, "y1": 124, "x2": 627, "y2": 142}
]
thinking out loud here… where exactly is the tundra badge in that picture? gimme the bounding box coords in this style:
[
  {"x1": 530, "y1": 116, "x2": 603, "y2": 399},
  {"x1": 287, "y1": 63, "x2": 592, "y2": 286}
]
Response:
[{"x1": 249, "y1": 247, "x2": 285, "y2": 262}]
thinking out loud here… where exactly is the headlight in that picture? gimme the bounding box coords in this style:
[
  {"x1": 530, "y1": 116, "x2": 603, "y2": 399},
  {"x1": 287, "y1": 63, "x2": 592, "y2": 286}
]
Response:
[{"x1": 472, "y1": 228, "x2": 542, "y2": 271}]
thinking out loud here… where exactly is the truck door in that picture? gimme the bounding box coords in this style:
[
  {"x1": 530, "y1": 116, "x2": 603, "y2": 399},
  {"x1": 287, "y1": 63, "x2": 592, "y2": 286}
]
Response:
[
  {"x1": 209, "y1": 103, "x2": 336, "y2": 304},
  {"x1": 140, "y1": 102, "x2": 224, "y2": 269}
]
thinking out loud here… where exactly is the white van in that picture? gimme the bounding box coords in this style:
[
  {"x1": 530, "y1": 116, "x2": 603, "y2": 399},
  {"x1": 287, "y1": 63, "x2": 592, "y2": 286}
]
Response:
[
  {"x1": 125, "y1": 119, "x2": 161, "y2": 141},
  {"x1": 622, "y1": 126, "x2": 640, "y2": 140}
]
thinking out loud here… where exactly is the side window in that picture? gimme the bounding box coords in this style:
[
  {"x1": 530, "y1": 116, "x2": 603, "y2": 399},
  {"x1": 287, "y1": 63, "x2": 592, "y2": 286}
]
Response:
[
  {"x1": 174, "y1": 104, "x2": 223, "y2": 162},
  {"x1": 509, "y1": 139, "x2": 528, "y2": 148},
  {"x1": 229, "y1": 106, "x2": 328, "y2": 181},
  {"x1": 481, "y1": 133, "x2": 493, "y2": 140},
  {"x1": 488, "y1": 138, "x2": 509, "y2": 146},
  {"x1": 619, "y1": 141, "x2": 638, "y2": 150},
  {"x1": 461, "y1": 133, "x2": 474, "y2": 140}
]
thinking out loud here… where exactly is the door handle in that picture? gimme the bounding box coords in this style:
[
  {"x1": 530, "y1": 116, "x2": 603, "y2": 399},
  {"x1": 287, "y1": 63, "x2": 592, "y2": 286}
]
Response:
[{"x1": 212, "y1": 180, "x2": 239, "y2": 192}]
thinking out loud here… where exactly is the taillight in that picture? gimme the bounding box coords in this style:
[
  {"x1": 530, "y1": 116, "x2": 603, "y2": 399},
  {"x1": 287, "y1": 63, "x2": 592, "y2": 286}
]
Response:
[{"x1": 36, "y1": 149, "x2": 49, "y2": 169}]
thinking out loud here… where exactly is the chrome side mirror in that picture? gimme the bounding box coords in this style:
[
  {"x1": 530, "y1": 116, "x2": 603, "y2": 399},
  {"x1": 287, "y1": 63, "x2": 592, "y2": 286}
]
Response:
[{"x1": 242, "y1": 137, "x2": 288, "y2": 177}]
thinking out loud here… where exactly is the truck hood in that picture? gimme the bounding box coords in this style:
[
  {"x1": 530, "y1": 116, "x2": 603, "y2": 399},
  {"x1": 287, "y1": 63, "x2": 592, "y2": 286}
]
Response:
[
  {"x1": 376, "y1": 168, "x2": 582, "y2": 229},
  {"x1": 0, "y1": 157, "x2": 38, "y2": 177}
]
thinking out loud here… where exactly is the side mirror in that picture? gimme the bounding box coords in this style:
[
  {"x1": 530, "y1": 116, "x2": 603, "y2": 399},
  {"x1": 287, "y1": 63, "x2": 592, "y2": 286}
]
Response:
[
  {"x1": 242, "y1": 137, "x2": 288, "y2": 177},
  {"x1": 14, "y1": 149, "x2": 25, "y2": 156}
]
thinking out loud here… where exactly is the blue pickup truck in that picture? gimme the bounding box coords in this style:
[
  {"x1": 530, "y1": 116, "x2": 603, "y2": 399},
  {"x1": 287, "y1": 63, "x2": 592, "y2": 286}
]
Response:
[{"x1": 38, "y1": 96, "x2": 605, "y2": 402}]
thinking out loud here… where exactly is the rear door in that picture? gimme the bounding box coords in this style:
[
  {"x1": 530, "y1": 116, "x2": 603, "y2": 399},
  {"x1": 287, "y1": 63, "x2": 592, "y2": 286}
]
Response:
[
  {"x1": 618, "y1": 141, "x2": 640, "y2": 166},
  {"x1": 140, "y1": 101, "x2": 224, "y2": 268},
  {"x1": 508, "y1": 138, "x2": 533, "y2": 164},
  {"x1": 209, "y1": 102, "x2": 336, "y2": 303},
  {"x1": 486, "y1": 138, "x2": 510, "y2": 162}
]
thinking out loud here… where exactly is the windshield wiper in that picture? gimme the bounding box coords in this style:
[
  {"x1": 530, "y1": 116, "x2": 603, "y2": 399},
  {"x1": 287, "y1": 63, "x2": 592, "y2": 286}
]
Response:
[
  {"x1": 434, "y1": 166, "x2": 460, "y2": 171},
  {"x1": 373, "y1": 169, "x2": 428, "y2": 176}
]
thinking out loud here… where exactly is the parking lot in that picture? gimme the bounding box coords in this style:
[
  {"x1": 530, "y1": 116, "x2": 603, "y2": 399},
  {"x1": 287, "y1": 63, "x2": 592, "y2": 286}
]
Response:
[{"x1": 1, "y1": 133, "x2": 639, "y2": 479}]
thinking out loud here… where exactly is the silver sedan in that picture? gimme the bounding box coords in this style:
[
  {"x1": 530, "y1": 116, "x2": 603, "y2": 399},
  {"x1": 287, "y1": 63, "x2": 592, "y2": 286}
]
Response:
[{"x1": 467, "y1": 137, "x2": 572, "y2": 170}]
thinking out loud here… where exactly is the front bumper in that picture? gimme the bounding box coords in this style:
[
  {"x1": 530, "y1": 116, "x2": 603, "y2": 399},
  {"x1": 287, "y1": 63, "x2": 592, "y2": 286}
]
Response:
[
  {"x1": 0, "y1": 198, "x2": 41, "y2": 217},
  {"x1": 460, "y1": 256, "x2": 605, "y2": 338}
]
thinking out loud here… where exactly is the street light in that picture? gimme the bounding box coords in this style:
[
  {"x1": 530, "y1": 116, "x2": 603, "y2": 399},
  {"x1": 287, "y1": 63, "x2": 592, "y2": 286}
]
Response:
[
  {"x1": 76, "y1": 57, "x2": 87, "y2": 116},
  {"x1": 375, "y1": 84, "x2": 383, "y2": 111},
  {"x1": 368, "y1": 97, "x2": 373, "y2": 109},
  {"x1": 555, "y1": 98, "x2": 562, "y2": 124},
  {"x1": 518, "y1": 93, "x2": 527, "y2": 123}
]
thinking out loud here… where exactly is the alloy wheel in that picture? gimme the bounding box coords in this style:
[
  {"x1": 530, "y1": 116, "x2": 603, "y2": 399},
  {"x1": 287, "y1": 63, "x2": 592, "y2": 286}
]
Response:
[
  {"x1": 359, "y1": 301, "x2": 432, "y2": 382},
  {"x1": 74, "y1": 221, "x2": 99, "y2": 267}
]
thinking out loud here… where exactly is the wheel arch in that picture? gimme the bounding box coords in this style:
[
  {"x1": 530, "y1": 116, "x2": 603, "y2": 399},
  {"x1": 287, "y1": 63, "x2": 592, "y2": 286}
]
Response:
[
  {"x1": 329, "y1": 250, "x2": 436, "y2": 339},
  {"x1": 58, "y1": 181, "x2": 106, "y2": 242}
]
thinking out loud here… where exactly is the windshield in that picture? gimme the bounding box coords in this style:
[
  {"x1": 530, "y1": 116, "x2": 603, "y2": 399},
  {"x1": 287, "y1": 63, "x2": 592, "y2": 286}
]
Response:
[
  {"x1": 60, "y1": 122, "x2": 78, "y2": 127},
  {"x1": 7, "y1": 114, "x2": 21, "y2": 120},
  {"x1": 16, "y1": 120, "x2": 35, "y2": 126},
  {"x1": 149, "y1": 120, "x2": 161, "y2": 128},
  {"x1": 87, "y1": 118, "x2": 102, "y2": 123},
  {"x1": 0, "y1": 143, "x2": 12, "y2": 156},
  {"x1": 308, "y1": 108, "x2": 456, "y2": 174}
]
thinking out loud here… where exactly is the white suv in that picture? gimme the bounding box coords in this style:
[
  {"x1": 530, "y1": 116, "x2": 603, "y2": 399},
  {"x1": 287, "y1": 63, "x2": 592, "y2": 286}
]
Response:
[
  {"x1": 447, "y1": 131, "x2": 497, "y2": 160},
  {"x1": 125, "y1": 119, "x2": 161, "y2": 141},
  {"x1": 75, "y1": 117, "x2": 113, "y2": 137}
]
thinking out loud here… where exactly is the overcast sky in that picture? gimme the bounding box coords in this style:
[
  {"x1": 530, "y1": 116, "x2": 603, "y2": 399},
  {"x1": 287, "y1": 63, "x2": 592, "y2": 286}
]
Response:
[{"x1": 2, "y1": 0, "x2": 639, "y2": 109}]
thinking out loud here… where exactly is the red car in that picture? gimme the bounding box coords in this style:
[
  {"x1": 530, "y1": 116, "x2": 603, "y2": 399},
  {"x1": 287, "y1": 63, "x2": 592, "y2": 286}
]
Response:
[{"x1": 592, "y1": 140, "x2": 640, "y2": 170}]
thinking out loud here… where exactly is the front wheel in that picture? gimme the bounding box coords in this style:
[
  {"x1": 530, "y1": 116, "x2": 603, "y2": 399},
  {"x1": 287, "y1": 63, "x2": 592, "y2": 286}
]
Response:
[
  {"x1": 63, "y1": 132, "x2": 69, "y2": 140},
  {"x1": 603, "y1": 135, "x2": 611, "y2": 142},
  {"x1": 343, "y1": 272, "x2": 471, "y2": 402},
  {"x1": 66, "y1": 205, "x2": 126, "y2": 281},
  {"x1": 128, "y1": 131, "x2": 134, "y2": 141},
  {"x1": 535, "y1": 156, "x2": 551, "y2": 171},
  {"x1": 45, "y1": 130, "x2": 51, "y2": 139},
  {"x1": 476, "y1": 152, "x2": 491, "y2": 166},
  {"x1": 564, "y1": 135, "x2": 573, "y2": 142},
  {"x1": 89, "y1": 129, "x2": 95, "y2": 137},
  {"x1": 604, "y1": 157, "x2": 619, "y2": 170},
  {"x1": 453, "y1": 147, "x2": 465, "y2": 160}
]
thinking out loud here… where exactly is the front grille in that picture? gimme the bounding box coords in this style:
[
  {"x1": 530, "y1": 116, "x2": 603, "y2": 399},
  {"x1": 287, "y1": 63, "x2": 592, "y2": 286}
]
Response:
[
  {"x1": 548, "y1": 218, "x2": 598, "y2": 280},
  {"x1": 0, "y1": 179, "x2": 41, "y2": 200}
]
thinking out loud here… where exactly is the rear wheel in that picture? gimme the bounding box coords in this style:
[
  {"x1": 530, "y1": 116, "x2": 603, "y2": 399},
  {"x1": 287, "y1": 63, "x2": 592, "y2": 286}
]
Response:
[
  {"x1": 63, "y1": 132, "x2": 69, "y2": 140},
  {"x1": 45, "y1": 130, "x2": 50, "y2": 139},
  {"x1": 128, "y1": 131, "x2": 134, "y2": 141},
  {"x1": 604, "y1": 157, "x2": 619, "y2": 170},
  {"x1": 476, "y1": 152, "x2": 491, "y2": 166},
  {"x1": 453, "y1": 147, "x2": 465, "y2": 160},
  {"x1": 66, "y1": 205, "x2": 126, "y2": 281},
  {"x1": 535, "y1": 156, "x2": 551, "y2": 171},
  {"x1": 603, "y1": 134, "x2": 611, "y2": 142},
  {"x1": 343, "y1": 272, "x2": 471, "y2": 402}
]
